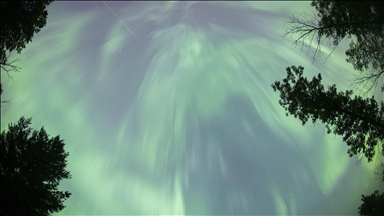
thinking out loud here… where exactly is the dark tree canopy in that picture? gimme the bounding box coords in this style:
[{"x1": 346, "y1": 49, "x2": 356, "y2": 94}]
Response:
[
  {"x1": 311, "y1": 1, "x2": 384, "y2": 43},
  {"x1": 281, "y1": 1, "x2": 384, "y2": 214},
  {"x1": 271, "y1": 66, "x2": 384, "y2": 162},
  {"x1": 0, "y1": 117, "x2": 71, "y2": 216},
  {"x1": 0, "y1": 1, "x2": 53, "y2": 104},
  {"x1": 284, "y1": 1, "x2": 384, "y2": 91},
  {"x1": 358, "y1": 190, "x2": 384, "y2": 216},
  {"x1": 0, "y1": 0, "x2": 53, "y2": 70}
]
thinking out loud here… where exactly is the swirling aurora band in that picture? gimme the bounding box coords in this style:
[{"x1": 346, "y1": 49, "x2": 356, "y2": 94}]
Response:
[{"x1": 1, "y1": 1, "x2": 382, "y2": 215}]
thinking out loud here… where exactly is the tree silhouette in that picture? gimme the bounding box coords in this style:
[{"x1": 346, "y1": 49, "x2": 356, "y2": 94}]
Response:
[
  {"x1": 358, "y1": 190, "x2": 384, "y2": 216},
  {"x1": 284, "y1": 1, "x2": 384, "y2": 92},
  {"x1": 0, "y1": 0, "x2": 54, "y2": 74},
  {"x1": 271, "y1": 66, "x2": 384, "y2": 162},
  {"x1": 280, "y1": 1, "x2": 384, "y2": 215},
  {"x1": 1, "y1": 1, "x2": 53, "y2": 104},
  {"x1": 0, "y1": 117, "x2": 71, "y2": 215}
]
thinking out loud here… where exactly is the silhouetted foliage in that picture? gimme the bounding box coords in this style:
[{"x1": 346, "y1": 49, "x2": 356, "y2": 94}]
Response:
[
  {"x1": 281, "y1": 1, "x2": 384, "y2": 214},
  {"x1": 374, "y1": 162, "x2": 384, "y2": 184},
  {"x1": 0, "y1": 0, "x2": 53, "y2": 73},
  {"x1": 358, "y1": 190, "x2": 384, "y2": 216},
  {"x1": 0, "y1": 1, "x2": 53, "y2": 104},
  {"x1": 0, "y1": 117, "x2": 71, "y2": 215},
  {"x1": 311, "y1": 1, "x2": 384, "y2": 45},
  {"x1": 271, "y1": 66, "x2": 384, "y2": 162},
  {"x1": 284, "y1": 1, "x2": 384, "y2": 91},
  {"x1": 358, "y1": 158, "x2": 384, "y2": 216}
]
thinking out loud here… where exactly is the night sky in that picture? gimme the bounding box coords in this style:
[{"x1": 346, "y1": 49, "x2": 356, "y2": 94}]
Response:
[{"x1": 1, "y1": 1, "x2": 383, "y2": 215}]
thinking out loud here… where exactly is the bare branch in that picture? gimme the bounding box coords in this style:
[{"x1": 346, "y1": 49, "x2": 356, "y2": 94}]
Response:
[
  {"x1": 1, "y1": 99, "x2": 11, "y2": 106},
  {"x1": 0, "y1": 54, "x2": 19, "y2": 105},
  {"x1": 351, "y1": 70, "x2": 384, "y2": 96},
  {"x1": 282, "y1": 11, "x2": 341, "y2": 63},
  {"x1": 0, "y1": 55, "x2": 21, "y2": 80},
  {"x1": 283, "y1": 9, "x2": 384, "y2": 96}
]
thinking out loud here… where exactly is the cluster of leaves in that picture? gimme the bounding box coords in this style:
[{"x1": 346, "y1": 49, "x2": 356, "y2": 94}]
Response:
[
  {"x1": 284, "y1": 1, "x2": 384, "y2": 91},
  {"x1": 0, "y1": 117, "x2": 71, "y2": 216},
  {"x1": 346, "y1": 32, "x2": 384, "y2": 73},
  {"x1": 279, "y1": 1, "x2": 384, "y2": 215},
  {"x1": 272, "y1": 66, "x2": 384, "y2": 162},
  {"x1": 1, "y1": 1, "x2": 72, "y2": 215},
  {"x1": 313, "y1": 0, "x2": 384, "y2": 91},
  {"x1": 311, "y1": 1, "x2": 384, "y2": 44},
  {"x1": 358, "y1": 190, "x2": 384, "y2": 216},
  {"x1": 0, "y1": 1, "x2": 53, "y2": 74}
]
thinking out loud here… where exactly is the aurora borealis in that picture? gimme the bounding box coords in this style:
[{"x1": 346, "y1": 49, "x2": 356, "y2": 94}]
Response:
[{"x1": 1, "y1": 1, "x2": 383, "y2": 215}]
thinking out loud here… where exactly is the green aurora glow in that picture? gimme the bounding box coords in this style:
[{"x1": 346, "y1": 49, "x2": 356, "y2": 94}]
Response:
[{"x1": 1, "y1": 1, "x2": 382, "y2": 215}]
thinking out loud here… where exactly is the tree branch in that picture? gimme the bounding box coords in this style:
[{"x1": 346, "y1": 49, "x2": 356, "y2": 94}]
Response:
[
  {"x1": 351, "y1": 70, "x2": 384, "y2": 96},
  {"x1": 283, "y1": 12, "x2": 342, "y2": 63},
  {"x1": 0, "y1": 55, "x2": 21, "y2": 80}
]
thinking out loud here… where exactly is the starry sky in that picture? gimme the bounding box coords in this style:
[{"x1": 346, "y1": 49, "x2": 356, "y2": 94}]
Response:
[{"x1": 1, "y1": 1, "x2": 383, "y2": 215}]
